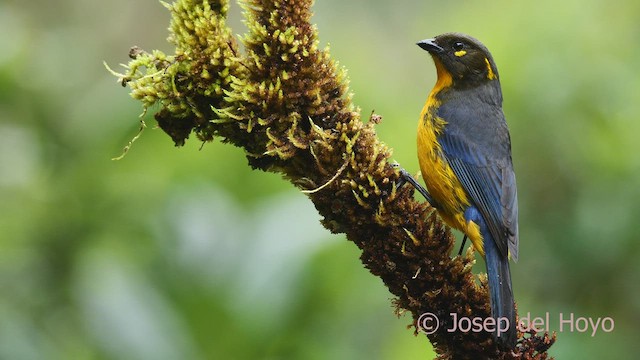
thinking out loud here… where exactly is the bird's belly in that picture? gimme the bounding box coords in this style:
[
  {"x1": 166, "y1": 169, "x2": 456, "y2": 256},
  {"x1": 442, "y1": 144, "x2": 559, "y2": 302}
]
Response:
[{"x1": 416, "y1": 112, "x2": 469, "y2": 232}]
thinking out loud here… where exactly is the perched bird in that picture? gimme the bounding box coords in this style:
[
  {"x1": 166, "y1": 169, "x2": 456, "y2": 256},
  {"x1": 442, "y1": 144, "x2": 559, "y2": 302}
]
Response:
[{"x1": 415, "y1": 33, "x2": 519, "y2": 348}]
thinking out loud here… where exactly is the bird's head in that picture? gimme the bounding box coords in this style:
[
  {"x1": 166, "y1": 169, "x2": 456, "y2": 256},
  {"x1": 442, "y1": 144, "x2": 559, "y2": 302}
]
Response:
[{"x1": 417, "y1": 33, "x2": 499, "y2": 88}]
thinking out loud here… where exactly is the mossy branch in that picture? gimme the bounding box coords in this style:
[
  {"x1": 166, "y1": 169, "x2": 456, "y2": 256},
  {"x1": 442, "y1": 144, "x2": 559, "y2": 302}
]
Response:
[{"x1": 109, "y1": 0, "x2": 555, "y2": 358}]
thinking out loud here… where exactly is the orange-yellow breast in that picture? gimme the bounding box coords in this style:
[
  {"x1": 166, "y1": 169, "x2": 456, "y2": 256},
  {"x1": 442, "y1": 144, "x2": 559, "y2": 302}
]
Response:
[{"x1": 417, "y1": 58, "x2": 484, "y2": 254}]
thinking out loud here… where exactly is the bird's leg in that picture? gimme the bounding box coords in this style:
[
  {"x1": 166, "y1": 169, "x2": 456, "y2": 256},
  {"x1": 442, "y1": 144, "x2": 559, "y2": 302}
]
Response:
[
  {"x1": 393, "y1": 163, "x2": 438, "y2": 208},
  {"x1": 394, "y1": 163, "x2": 468, "y2": 255},
  {"x1": 394, "y1": 164, "x2": 470, "y2": 256},
  {"x1": 458, "y1": 235, "x2": 468, "y2": 256}
]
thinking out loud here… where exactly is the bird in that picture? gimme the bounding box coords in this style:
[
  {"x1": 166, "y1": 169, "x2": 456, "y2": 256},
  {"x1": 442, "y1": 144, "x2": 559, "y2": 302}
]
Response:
[{"x1": 414, "y1": 32, "x2": 519, "y2": 348}]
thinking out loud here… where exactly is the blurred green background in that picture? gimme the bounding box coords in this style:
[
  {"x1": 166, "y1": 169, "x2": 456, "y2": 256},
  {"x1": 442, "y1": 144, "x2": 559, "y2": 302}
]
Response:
[{"x1": 1, "y1": 0, "x2": 639, "y2": 358}]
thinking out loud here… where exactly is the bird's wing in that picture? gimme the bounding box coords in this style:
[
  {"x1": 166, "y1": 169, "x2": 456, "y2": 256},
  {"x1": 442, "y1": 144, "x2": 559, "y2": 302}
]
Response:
[{"x1": 437, "y1": 101, "x2": 519, "y2": 260}]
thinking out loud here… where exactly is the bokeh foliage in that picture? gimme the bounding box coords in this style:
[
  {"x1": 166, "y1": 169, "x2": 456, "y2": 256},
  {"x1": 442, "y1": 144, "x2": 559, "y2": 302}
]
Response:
[{"x1": 1, "y1": 0, "x2": 639, "y2": 359}]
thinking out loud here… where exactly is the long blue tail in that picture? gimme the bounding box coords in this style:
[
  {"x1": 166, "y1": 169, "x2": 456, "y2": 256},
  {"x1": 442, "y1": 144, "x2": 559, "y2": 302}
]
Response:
[
  {"x1": 466, "y1": 207, "x2": 516, "y2": 348},
  {"x1": 484, "y1": 227, "x2": 516, "y2": 348}
]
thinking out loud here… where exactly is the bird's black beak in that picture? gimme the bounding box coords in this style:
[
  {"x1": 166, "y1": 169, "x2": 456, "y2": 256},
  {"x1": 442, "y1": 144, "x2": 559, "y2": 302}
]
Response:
[{"x1": 417, "y1": 38, "x2": 443, "y2": 53}]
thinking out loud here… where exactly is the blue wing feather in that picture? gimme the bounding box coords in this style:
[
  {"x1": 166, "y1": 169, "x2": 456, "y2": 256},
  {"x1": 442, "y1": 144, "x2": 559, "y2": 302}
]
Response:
[{"x1": 436, "y1": 86, "x2": 518, "y2": 260}]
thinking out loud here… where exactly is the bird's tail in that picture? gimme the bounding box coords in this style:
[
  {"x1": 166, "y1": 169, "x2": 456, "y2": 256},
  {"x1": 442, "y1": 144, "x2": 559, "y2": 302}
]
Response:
[{"x1": 484, "y1": 230, "x2": 517, "y2": 349}]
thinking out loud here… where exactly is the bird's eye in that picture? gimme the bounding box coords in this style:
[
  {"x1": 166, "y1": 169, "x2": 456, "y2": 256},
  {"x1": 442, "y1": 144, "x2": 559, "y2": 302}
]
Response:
[{"x1": 453, "y1": 42, "x2": 465, "y2": 51}]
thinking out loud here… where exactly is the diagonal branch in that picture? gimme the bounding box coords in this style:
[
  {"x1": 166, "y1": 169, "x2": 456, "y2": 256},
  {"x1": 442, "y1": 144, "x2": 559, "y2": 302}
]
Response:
[{"x1": 108, "y1": 0, "x2": 555, "y2": 358}]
